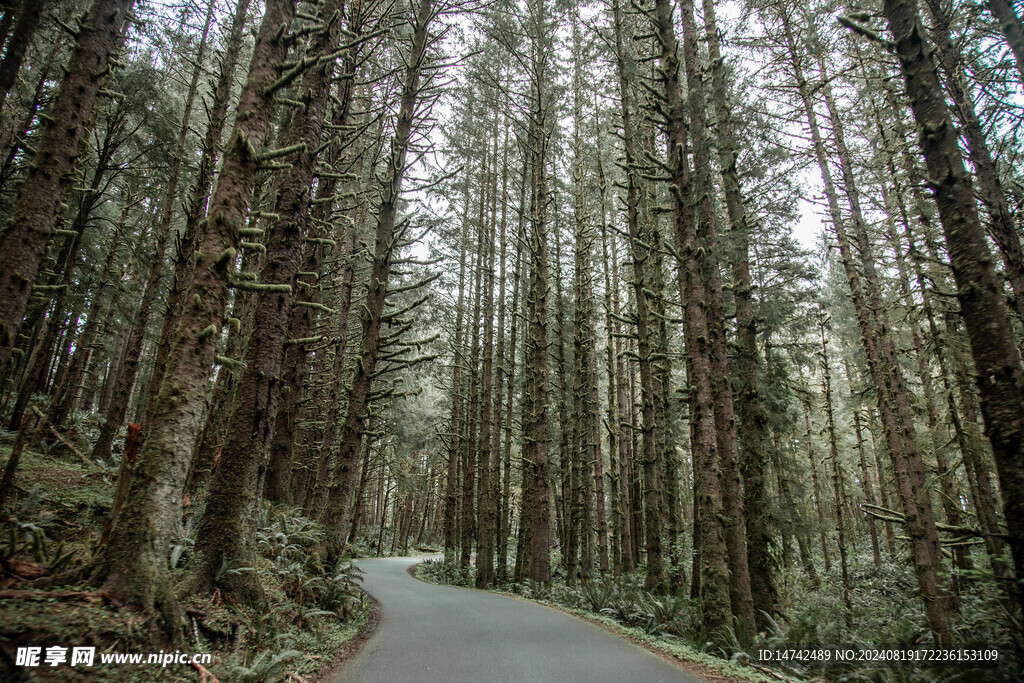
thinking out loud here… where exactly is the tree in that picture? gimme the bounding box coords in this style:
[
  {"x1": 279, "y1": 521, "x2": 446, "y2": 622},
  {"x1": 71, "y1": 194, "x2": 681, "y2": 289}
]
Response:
[
  {"x1": 880, "y1": 0, "x2": 1024, "y2": 617},
  {"x1": 84, "y1": 0, "x2": 300, "y2": 640},
  {"x1": 0, "y1": 0, "x2": 135, "y2": 378},
  {"x1": 321, "y1": 0, "x2": 441, "y2": 560}
]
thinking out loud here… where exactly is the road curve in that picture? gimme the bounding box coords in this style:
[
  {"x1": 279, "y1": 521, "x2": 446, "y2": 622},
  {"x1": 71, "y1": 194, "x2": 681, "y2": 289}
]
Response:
[{"x1": 335, "y1": 556, "x2": 704, "y2": 682}]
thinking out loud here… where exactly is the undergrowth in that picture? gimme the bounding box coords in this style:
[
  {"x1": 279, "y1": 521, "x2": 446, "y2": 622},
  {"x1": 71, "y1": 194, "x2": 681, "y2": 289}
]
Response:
[{"x1": 0, "y1": 445, "x2": 369, "y2": 681}]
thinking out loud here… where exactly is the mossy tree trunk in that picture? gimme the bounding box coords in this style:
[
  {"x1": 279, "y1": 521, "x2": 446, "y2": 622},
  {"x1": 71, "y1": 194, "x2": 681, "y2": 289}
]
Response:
[
  {"x1": 701, "y1": 0, "x2": 777, "y2": 629},
  {"x1": 190, "y1": 0, "x2": 350, "y2": 600},
  {"x1": 522, "y1": 0, "x2": 553, "y2": 584},
  {"x1": 882, "y1": 0, "x2": 1024, "y2": 617},
  {"x1": 677, "y1": 0, "x2": 755, "y2": 632},
  {"x1": 85, "y1": 0, "x2": 298, "y2": 641},
  {"x1": 0, "y1": 0, "x2": 46, "y2": 106},
  {"x1": 320, "y1": 0, "x2": 436, "y2": 561},
  {"x1": 0, "y1": 0, "x2": 134, "y2": 379},
  {"x1": 145, "y1": 0, "x2": 253, "y2": 421}
]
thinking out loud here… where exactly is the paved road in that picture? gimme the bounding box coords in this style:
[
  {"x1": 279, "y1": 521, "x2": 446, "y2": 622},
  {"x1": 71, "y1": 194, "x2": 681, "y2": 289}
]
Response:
[{"x1": 336, "y1": 556, "x2": 703, "y2": 682}]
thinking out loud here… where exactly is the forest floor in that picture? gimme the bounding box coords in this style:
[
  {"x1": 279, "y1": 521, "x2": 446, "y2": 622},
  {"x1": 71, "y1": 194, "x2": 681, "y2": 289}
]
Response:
[{"x1": 0, "y1": 445, "x2": 369, "y2": 682}]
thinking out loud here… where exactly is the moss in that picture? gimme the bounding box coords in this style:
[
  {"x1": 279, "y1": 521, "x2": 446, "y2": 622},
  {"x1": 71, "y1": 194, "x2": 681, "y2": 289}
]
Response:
[
  {"x1": 1, "y1": 445, "x2": 112, "y2": 518},
  {"x1": 2, "y1": 450, "x2": 367, "y2": 680},
  {"x1": 0, "y1": 597, "x2": 180, "y2": 682}
]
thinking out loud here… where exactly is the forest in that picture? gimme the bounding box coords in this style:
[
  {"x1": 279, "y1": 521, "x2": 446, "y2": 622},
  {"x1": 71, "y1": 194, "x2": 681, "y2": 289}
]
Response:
[{"x1": 0, "y1": 0, "x2": 1022, "y2": 679}]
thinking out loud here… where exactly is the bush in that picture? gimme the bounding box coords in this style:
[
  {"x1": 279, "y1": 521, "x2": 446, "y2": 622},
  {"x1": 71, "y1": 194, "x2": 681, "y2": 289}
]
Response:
[{"x1": 418, "y1": 558, "x2": 475, "y2": 586}]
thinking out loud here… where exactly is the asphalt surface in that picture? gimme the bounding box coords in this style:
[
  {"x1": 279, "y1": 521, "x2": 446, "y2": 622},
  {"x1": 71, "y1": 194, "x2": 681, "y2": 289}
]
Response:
[{"x1": 335, "y1": 556, "x2": 704, "y2": 682}]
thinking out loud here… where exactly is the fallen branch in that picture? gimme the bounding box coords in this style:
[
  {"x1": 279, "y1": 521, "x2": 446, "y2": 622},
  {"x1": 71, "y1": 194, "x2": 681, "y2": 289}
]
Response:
[
  {"x1": 749, "y1": 662, "x2": 797, "y2": 682},
  {"x1": 0, "y1": 590, "x2": 101, "y2": 600},
  {"x1": 191, "y1": 661, "x2": 220, "y2": 683},
  {"x1": 861, "y1": 503, "x2": 1008, "y2": 539},
  {"x1": 29, "y1": 406, "x2": 95, "y2": 469}
]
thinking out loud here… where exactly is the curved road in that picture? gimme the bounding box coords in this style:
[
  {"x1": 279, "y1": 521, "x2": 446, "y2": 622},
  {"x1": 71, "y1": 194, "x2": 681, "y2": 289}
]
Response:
[{"x1": 335, "y1": 556, "x2": 703, "y2": 682}]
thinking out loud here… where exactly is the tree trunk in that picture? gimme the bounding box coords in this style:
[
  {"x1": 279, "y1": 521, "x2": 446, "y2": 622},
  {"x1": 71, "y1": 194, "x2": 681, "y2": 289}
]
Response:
[
  {"x1": 984, "y1": 0, "x2": 1024, "y2": 83},
  {"x1": 0, "y1": 0, "x2": 134, "y2": 376},
  {"x1": 265, "y1": 12, "x2": 365, "y2": 502},
  {"x1": 443, "y1": 178, "x2": 472, "y2": 564},
  {"x1": 476, "y1": 128, "x2": 498, "y2": 587},
  {"x1": 820, "y1": 316, "x2": 852, "y2": 621},
  {"x1": 320, "y1": 0, "x2": 436, "y2": 560},
  {"x1": 645, "y1": 0, "x2": 729, "y2": 630},
  {"x1": 523, "y1": 0, "x2": 552, "y2": 583},
  {"x1": 498, "y1": 170, "x2": 526, "y2": 582},
  {"x1": 701, "y1": 0, "x2": 775, "y2": 627},
  {"x1": 461, "y1": 153, "x2": 486, "y2": 569},
  {"x1": 485, "y1": 120, "x2": 510, "y2": 584},
  {"x1": 852, "y1": 403, "x2": 882, "y2": 566},
  {"x1": 783, "y1": 13, "x2": 953, "y2": 641},
  {"x1": 145, "y1": 0, "x2": 253, "y2": 421},
  {"x1": 613, "y1": 0, "x2": 667, "y2": 592},
  {"x1": 596, "y1": 115, "x2": 623, "y2": 574},
  {"x1": 882, "y1": 0, "x2": 1024, "y2": 619},
  {"x1": 803, "y1": 403, "x2": 832, "y2": 572},
  {"x1": 0, "y1": 0, "x2": 47, "y2": 106},
  {"x1": 190, "y1": 0, "x2": 348, "y2": 599},
  {"x1": 85, "y1": 0, "x2": 298, "y2": 642},
  {"x1": 677, "y1": 0, "x2": 755, "y2": 631}
]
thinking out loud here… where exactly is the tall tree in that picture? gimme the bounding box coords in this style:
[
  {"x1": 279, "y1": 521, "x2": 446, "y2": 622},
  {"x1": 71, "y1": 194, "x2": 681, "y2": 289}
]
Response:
[
  {"x1": 879, "y1": 0, "x2": 1024, "y2": 616},
  {"x1": 320, "y1": 0, "x2": 440, "y2": 560},
  {"x1": 0, "y1": 0, "x2": 135, "y2": 377},
  {"x1": 647, "y1": 0, "x2": 730, "y2": 629},
  {"x1": 190, "y1": 0, "x2": 352, "y2": 599},
  {"x1": 83, "y1": 0, "x2": 299, "y2": 640},
  {"x1": 522, "y1": 0, "x2": 553, "y2": 583},
  {"x1": 701, "y1": 0, "x2": 777, "y2": 627}
]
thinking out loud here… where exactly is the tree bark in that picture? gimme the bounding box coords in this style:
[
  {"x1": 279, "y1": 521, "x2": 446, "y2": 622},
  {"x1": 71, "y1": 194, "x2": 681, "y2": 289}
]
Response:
[
  {"x1": 523, "y1": 0, "x2": 553, "y2": 583},
  {"x1": 596, "y1": 113, "x2": 623, "y2": 574},
  {"x1": 820, "y1": 316, "x2": 852, "y2": 621},
  {"x1": 0, "y1": 0, "x2": 45, "y2": 107},
  {"x1": 265, "y1": 9, "x2": 365, "y2": 503},
  {"x1": 85, "y1": 0, "x2": 298, "y2": 641},
  {"x1": 0, "y1": 0, "x2": 134, "y2": 377},
  {"x1": 677, "y1": 0, "x2": 755, "y2": 631},
  {"x1": 700, "y1": 0, "x2": 776, "y2": 628},
  {"x1": 648, "y1": 0, "x2": 729, "y2": 628},
  {"x1": 145, "y1": 0, "x2": 253, "y2": 421},
  {"x1": 882, "y1": 0, "x2": 1024, "y2": 619},
  {"x1": 320, "y1": 0, "x2": 436, "y2": 560},
  {"x1": 476, "y1": 129, "x2": 498, "y2": 587},
  {"x1": 190, "y1": 0, "x2": 349, "y2": 599}
]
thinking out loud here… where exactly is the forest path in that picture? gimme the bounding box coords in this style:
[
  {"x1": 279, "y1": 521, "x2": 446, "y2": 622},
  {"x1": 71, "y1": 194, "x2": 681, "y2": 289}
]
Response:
[{"x1": 334, "y1": 556, "x2": 704, "y2": 682}]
